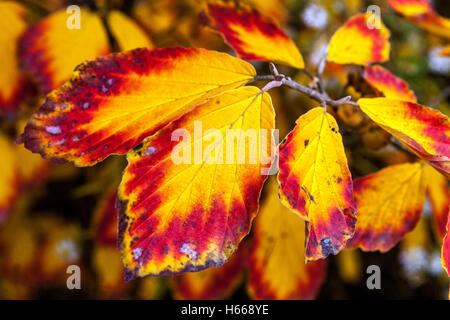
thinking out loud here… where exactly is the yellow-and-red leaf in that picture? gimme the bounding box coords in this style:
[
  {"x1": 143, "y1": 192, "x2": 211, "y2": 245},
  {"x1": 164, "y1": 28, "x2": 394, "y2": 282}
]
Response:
[
  {"x1": 20, "y1": 47, "x2": 256, "y2": 166},
  {"x1": 363, "y1": 65, "x2": 417, "y2": 102},
  {"x1": 171, "y1": 244, "x2": 246, "y2": 299},
  {"x1": 358, "y1": 98, "x2": 450, "y2": 177},
  {"x1": 117, "y1": 86, "x2": 275, "y2": 278},
  {"x1": 425, "y1": 166, "x2": 450, "y2": 239},
  {"x1": 277, "y1": 107, "x2": 356, "y2": 261},
  {"x1": 203, "y1": 1, "x2": 304, "y2": 69},
  {"x1": 107, "y1": 10, "x2": 154, "y2": 51},
  {"x1": 247, "y1": 179, "x2": 326, "y2": 300},
  {"x1": 441, "y1": 206, "x2": 450, "y2": 276},
  {"x1": 347, "y1": 162, "x2": 427, "y2": 252},
  {"x1": 327, "y1": 13, "x2": 390, "y2": 65},
  {"x1": 0, "y1": 1, "x2": 33, "y2": 119},
  {"x1": 388, "y1": 0, "x2": 450, "y2": 39},
  {"x1": 19, "y1": 7, "x2": 110, "y2": 94}
]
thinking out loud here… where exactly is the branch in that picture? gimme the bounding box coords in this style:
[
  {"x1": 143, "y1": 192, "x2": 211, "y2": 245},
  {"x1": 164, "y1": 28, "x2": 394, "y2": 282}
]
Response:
[{"x1": 251, "y1": 74, "x2": 358, "y2": 107}]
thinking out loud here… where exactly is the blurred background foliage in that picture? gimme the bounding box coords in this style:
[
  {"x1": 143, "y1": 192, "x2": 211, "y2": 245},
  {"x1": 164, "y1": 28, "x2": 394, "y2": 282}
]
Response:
[{"x1": 0, "y1": 0, "x2": 449, "y2": 299}]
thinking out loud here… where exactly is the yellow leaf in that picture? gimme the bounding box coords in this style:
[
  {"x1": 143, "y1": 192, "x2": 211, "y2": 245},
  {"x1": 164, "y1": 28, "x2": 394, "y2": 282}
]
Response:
[
  {"x1": 277, "y1": 107, "x2": 356, "y2": 261},
  {"x1": 118, "y1": 86, "x2": 275, "y2": 278},
  {"x1": 20, "y1": 7, "x2": 110, "y2": 93},
  {"x1": 21, "y1": 47, "x2": 256, "y2": 166},
  {"x1": 0, "y1": 1, "x2": 32, "y2": 119},
  {"x1": 358, "y1": 98, "x2": 450, "y2": 177},
  {"x1": 107, "y1": 10, "x2": 154, "y2": 51},
  {"x1": 204, "y1": 1, "x2": 304, "y2": 69}
]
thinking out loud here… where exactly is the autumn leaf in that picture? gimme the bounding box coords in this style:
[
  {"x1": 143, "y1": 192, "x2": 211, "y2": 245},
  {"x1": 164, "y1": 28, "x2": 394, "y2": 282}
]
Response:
[
  {"x1": 442, "y1": 206, "x2": 450, "y2": 277},
  {"x1": 327, "y1": 13, "x2": 390, "y2": 65},
  {"x1": 347, "y1": 162, "x2": 427, "y2": 252},
  {"x1": 107, "y1": 10, "x2": 154, "y2": 51},
  {"x1": 19, "y1": 7, "x2": 110, "y2": 94},
  {"x1": 388, "y1": 0, "x2": 450, "y2": 39},
  {"x1": 363, "y1": 65, "x2": 417, "y2": 102},
  {"x1": 358, "y1": 98, "x2": 450, "y2": 177},
  {"x1": 0, "y1": 1, "x2": 33, "y2": 119},
  {"x1": 171, "y1": 244, "x2": 246, "y2": 300},
  {"x1": 0, "y1": 133, "x2": 19, "y2": 223},
  {"x1": 247, "y1": 179, "x2": 326, "y2": 300},
  {"x1": 425, "y1": 166, "x2": 450, "y2": 239},
  {"x1": 20, "y1": 47, "x2": 256, "y2": 166},
  {"x1": 203, "y1": 1, "x2": 304, "y2": 69},
  {"x1": 117, "y1": 86, "x2": 275, "y2": 278},
  {"x1": 277, "y1": 107, "x2": 356, "y2": 261}
]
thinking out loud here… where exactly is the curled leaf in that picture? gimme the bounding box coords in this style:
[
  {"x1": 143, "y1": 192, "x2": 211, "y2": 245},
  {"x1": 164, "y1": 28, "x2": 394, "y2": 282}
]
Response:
[
  {"x1": 358, "y1": 98, "x2": 450, "y2": 177},
  {"x1": 363, "y1": 65, "x2": 417, "y2": 102},
  {"x1": 20, "y1": 47, "x2": 256, "y2": 166},
  {"x1": 248, "y1": 179, "x2": 326, "y2": 300},
  {"x1": 117, "y1": 86, "x2": 275, "y2": 278},
  {"x1": 277, "y1": 107, "x2": 356, "y2": 261},
  {"x1": 19, "y1": 7, "x2": 110, "y2": 93},
  {"x1": 347, "y1": 162, "x2": 427, "y2": 252},
  {"x1": 203, "y1": 1, "x2": 304, "y2": 69},
  {"x1": 327, "y1": 13, "x2": 390, "y2": 65}
]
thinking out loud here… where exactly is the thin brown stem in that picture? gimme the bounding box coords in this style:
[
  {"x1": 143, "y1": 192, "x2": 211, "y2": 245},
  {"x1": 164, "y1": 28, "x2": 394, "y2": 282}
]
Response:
[{"x1": 250, "y1": 74, "x2": 358, "y2": 107}]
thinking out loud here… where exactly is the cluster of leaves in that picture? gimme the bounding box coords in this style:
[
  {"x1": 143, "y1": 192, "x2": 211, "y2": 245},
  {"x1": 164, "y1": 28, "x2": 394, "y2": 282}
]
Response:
[{"x1": 1, "y1": 0, "x2": 450, "y2": 299}]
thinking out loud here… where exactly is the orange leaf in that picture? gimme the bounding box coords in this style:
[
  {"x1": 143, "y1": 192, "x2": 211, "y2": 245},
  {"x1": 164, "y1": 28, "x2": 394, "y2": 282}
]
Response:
[
  {"x1": 441, "y1": 206, "x2": 450, "y2": 276},
  {"x1": 203, "y1": 1, "x2": 304, "y2": 69},
  {"x1": 107, "y1": 10, "x2": 154, "y2": 51},
  {"x1": 327, "y1": 13, "x2": 390, "y2": 65},
  {"x1": 117, "y1": 86, "x2": 275, "y2": 278},
  {"x1": 20, "y1": 47, "x2": 256, "y2": 166},
  {"x1": 347, "y1": 162, "x2": 427, "y2": 252},
  {"x1": 171, "y1": 244, "x2": 245, "y2": 299},
  {"x1": 0, "y1": 2, "x2": 33, "y2": 119},
  {"x1": 388, "y1": 0, "x2": 450, "y2": 39},
  {"x1": 425, "y1": 166, "x2": 450, "y2": 239},
  {"x1": 247, "y1": 179, "x2": 326, "y2": 300},
  {"x1": 19, "y1": 7, "x2": 110, "y2": 94},
  {"x1": 277, "y1": 107, "x2": 356, "y2": 261},
  {"x1": 363, "y1": 65, "x2": 417, "y2": 102},
  {"x1": 358, "y1": 98, "x2": 450, "y2": 177}
]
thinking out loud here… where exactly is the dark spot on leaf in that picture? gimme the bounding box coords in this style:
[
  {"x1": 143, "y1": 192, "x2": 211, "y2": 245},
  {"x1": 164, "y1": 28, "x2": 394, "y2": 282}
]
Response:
[
  {"x1": 320, "y1": 237, "x2": 334, "y2": 256},
  {"x1": 304, "y1": 139, "x2": 309, "y2": 147}
]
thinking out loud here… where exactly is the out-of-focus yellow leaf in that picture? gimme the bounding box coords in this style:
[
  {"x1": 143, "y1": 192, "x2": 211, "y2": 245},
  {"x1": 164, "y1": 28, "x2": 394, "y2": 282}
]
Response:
[
  {"x1": 20, "y1": 7, "x2": 110, "y2": 93},
  {"x1": 247, "y1": 179, "x2": 326, "y2": 299},
  {"x1": 0, "y1": 1, "x2": 32, "y2": 119},
  {"x1": 107, "y1": 10, "x2": 154, "y2": 51},
  {"x1": 0, "y1": 133, "x2": 19, "y2": 222},
  {"x1": 388, "y1": 0, "x2": 450, "y2": 39},
  {"x1": 327, "y1": 13, "x2": 390, "y2": 65},
  {"x1": 347, "y1": 162, "x2": 427, "y2": 252},
  {"x1": 277, "y1": 107, "x2": 356, "y2": 261},
  {"x1": 118, "y1": 86, "x2": 275, "y2": 278}
]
